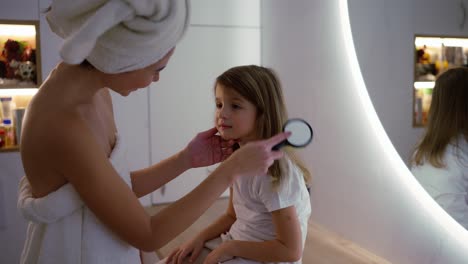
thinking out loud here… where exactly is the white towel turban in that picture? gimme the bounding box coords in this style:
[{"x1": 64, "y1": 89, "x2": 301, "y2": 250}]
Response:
[{"x1": 46, "y1": 0, "x2": 190, "y2": 73}]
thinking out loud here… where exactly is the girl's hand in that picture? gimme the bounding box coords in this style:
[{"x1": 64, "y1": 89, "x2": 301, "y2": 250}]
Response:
[
  {"x1": 203, "y1": 243, "x2": 232, "y2": 264},
  {"x1": 166, "y1": 236, "x2": 205, "y2": 264},
  {"x1": 183, "y1": 127, "x2": 236, "y2": 168}
]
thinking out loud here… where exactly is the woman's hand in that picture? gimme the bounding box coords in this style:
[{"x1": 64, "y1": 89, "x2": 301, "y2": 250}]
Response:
[
  {"x1": 166, "y1": 236, "x2": 205, "y2": 264},
  {"x1": 183, "y1": 127, "x2": 236, "y2": 168},
  {"x1": 223, "y1": 131, "x2": 291, "y2": 178}
]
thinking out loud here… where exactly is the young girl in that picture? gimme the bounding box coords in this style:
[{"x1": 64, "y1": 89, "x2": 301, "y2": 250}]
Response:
[{"x1": 164, "y1": 65, "x2": 312, "y2": 264}]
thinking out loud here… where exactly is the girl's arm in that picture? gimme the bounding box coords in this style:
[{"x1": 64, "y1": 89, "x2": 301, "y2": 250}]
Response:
[
  {"x1": 166, "y1": 188, "x2": 236, "y2": 263},
  {"x1": 208, "y1": 206, "x2": 303, "y2": 263},
  {"x1": 196, "y1": 188, "x2": 236, "y2": 241}
]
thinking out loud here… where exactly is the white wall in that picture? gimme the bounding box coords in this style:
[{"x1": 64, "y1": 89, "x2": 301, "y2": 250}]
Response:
[{"x1": 262, "y1": 0, "x2": 468, "y2": 263}]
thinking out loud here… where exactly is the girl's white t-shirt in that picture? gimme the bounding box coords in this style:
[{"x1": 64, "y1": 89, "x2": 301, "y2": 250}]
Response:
[
  {"x1": 411, "y1": 137, "x2": 468, "y2": 229},
  {"x1": 228, "y1": 157, "x2": 311, "y2": 263}
]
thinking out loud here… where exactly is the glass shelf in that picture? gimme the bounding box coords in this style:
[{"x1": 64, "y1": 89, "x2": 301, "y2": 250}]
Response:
[{"x1": 0, "y1": 146, "x2": 19, "y2": 152}]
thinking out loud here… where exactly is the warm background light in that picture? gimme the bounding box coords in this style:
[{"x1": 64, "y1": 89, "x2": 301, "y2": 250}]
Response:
[
  {"x1": 415, "y1": 37, "x2": 468, "y2": 48},
  {"x1": 0, "y1": 89, "x2": 38, "y2": 96},
  {"x1": 414, "y1": 81, "x2": 435, "y2": 89},
  {"x1": 0, "y1": 24, "x2": 36, "y2": 37}
]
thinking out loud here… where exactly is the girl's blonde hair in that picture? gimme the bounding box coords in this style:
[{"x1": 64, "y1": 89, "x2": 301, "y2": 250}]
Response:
[
  {"x1": 216, "y1": 65, "x2": 311, "y2": 187},
  {"x1": 412, "y1": 67, "x2": 468, "y2": 167}
]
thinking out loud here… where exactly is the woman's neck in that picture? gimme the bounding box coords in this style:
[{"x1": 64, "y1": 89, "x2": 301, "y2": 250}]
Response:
[{"x1": 43, "y1": 62, "x2": 106, "y2": 107}]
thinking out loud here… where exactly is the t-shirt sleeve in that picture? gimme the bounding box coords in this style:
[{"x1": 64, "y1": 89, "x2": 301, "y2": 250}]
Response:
[{"x1": 255, "y1": 162, "x2": 305, "y2": 212}]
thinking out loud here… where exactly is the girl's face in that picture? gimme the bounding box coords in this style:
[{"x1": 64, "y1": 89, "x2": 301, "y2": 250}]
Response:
[
  {"x1": 105, "y1": 48, "x2": 175, "y2": 96},
  {"x1": 215, "y1": 84, "x2": 258, "y2": 143}
]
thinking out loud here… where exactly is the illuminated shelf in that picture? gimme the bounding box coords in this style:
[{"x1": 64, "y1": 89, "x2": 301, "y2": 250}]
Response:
[
  {"x1": 0, "y1": 20, "x2": 41, "y2": 153},
  {"x1": 0, "y1": 20, "x2": 42, "y2": 89},
  {"x1": 413, "y1": 81, "x2": 434, "y2": 90},
  {"x1": 413, "y1": 35, "x2": 468, "y2": 127}
]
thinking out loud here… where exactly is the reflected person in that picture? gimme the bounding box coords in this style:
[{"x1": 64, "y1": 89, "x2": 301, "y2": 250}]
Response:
[{"x1": 411, "y1": 67, "x2": 468, "y2": 229}]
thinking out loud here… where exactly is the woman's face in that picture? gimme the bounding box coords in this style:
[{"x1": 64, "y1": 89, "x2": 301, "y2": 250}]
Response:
[
  {"x1": 215, "y1": 84, "x2": 257, "y2": 143},
  {"x1": 106, "y1": 48, "x2": 175, "y2": 96}
]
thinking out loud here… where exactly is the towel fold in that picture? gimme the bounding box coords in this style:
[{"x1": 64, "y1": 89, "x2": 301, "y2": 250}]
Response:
[
  {"x1": 46, "y1": 0, "x2": 190, "y2": 73},
  {"x1": 18, "y1": 177, "x2": 83, "y2": 224}
]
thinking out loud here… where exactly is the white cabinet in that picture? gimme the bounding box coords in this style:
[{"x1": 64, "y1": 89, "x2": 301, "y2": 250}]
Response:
[
  {"x1": 191, "y1": 0, "x2": 260, "y2": 27},
  {"x1": 150, "y1": 1, "x2": 261, "y2": 204},
  {"x1": 39, "y1": 0, "x2": 62, "y2": 82},
  {"x1": 0, "y1": 152, "x2": 28, "y2": 264},
  {"x1": 150, "y1": 26, "x2": 260, "y2": 204},
  {"x1": 0, "y1": 0, "x2": 39, "y2": 21},
  {"x1": 111, "y1": 89, "x2": 152, "y2": 206}
]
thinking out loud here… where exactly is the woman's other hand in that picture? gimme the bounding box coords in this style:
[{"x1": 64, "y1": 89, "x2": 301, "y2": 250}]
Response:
[{"x1": 183, "y1": 127, "x2": 236, "y2": 168}]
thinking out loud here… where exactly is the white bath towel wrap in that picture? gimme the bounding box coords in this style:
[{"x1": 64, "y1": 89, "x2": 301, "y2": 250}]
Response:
[
  {"x1": 46, "y1": 0, "x2": 190, "y2": 73},
  {"x1": 18, "y1": 134, "x2": 158, "y2": 264}
]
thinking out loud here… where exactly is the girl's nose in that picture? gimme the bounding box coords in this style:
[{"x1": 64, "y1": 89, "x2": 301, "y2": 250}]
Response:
[{"x1": 218, "y1": 106, "x2": 229, "y2": 119}]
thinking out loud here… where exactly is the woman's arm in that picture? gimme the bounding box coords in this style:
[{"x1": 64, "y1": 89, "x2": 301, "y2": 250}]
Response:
[
  {"x1": 54, "y1": 117, "x2": 289, "y2": 252},
  {"x1": 130, "y1": 150, "x2": 190, "y2": 198},
  {"x1": 206, "y1": 206, "x2": 303, "y2": 263},
  {"x1": 131, "y1": 127, "x2": 234, "y2": 197}
]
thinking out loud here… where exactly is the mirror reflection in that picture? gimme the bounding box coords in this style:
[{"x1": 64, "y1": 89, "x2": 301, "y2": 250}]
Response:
[
  {"x1": 273, "y1": 118, "x2": 313, "y2": 150},
  {"x1": 349, "y1": 0, "x2": 468, "y2": 231},
  {"x1": 410, "y1": 67, "x2": 468, "y2": 229}
]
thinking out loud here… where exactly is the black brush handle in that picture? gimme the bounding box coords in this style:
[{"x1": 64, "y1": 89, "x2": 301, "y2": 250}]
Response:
[{"x1": 272, "y1": 139, "x2": 288, "y2": 151}]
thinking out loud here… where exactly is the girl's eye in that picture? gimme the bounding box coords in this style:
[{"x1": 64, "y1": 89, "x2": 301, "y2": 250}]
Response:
[
  {"x1": 232, "y1": 104, "x2": 241, "y2": 109},
  {"x1": 216, "y1": 103, "x2": 222, "y2": 109}
]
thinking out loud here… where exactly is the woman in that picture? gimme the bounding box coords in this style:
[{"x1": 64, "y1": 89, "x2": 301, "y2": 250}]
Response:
[{"x1": 17, "y1": 1, "x2": 290, "y2": 263}]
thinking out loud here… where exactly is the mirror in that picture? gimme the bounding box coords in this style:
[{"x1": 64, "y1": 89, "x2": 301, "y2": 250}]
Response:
[
  {"x1": 262, "y1": 1, "x2": 468, "y2": 263},
  {"x1": 273, "y1": 118, "x2": 313, "y2": 150},
  {"x1": 347, "y1": 0, "x2": 468, "y2": 234}
]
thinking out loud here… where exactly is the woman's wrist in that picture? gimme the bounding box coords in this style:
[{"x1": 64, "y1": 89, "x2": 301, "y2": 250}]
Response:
[
  {"x1": 178, "y1": 147, "x2": 193, "y2": 171},
  {"x1": 216, "y1": 160, "x2": 239, "y2": 183},
  {"x1": 196, "y1": 231, "x2": 210, "y2": 243}
]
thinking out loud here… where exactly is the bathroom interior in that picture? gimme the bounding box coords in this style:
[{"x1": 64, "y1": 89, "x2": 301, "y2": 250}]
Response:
[{"x1": 1, "y1": 0, "x2": 468, "y2": 263}]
